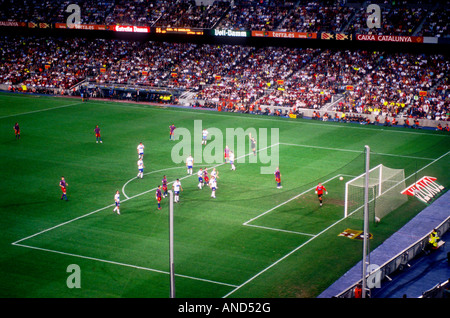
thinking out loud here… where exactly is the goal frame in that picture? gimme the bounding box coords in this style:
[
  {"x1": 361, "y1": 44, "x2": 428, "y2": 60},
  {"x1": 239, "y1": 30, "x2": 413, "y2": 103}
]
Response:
[{"x1": 344, "y1": 163, "x2": 383, "y2": 218}]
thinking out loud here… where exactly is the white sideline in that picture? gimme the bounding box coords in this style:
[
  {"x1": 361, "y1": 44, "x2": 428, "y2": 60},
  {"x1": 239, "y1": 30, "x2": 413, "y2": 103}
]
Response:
[
  {"x1": 12, "y1": 242, "x2": 238, "y2": 288},
  {"x1": 0, "y1": 102, "x2": 82, "y2": 119},
  {"x1": 85, "y1": 100, "x2": 450, "y2": 138}
]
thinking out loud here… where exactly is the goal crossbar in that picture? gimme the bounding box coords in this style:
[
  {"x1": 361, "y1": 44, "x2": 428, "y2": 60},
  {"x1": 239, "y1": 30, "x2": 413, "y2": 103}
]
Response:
[{"x1": 344, "y1": 164, "x2": 407, "y2": 219}]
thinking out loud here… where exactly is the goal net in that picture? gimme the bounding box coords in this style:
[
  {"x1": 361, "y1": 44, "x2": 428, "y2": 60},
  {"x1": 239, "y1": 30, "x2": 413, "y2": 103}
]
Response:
[{"x1": 344, "y1": 164, "x2": 407, "y2": 221}]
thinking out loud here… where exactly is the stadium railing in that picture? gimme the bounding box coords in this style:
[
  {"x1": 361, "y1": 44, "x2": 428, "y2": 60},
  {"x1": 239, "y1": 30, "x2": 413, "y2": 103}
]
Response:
[{"x1": 334, "y1": 216, "x2": 450, "y2": 298}]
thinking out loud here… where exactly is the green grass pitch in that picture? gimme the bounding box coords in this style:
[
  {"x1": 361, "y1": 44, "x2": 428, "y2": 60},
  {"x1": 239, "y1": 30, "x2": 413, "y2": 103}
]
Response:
[{"x1": 1, "y1": 92, "x2": 449, "y2": 298}]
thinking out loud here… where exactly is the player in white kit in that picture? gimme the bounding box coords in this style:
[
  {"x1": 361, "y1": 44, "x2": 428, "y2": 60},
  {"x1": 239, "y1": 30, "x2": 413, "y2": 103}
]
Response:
[
  {"x1": 197, "y1": 168, "x2": 203, "y2": 189},
  {"x1": 186, "y1": 155, "x2": 194, "y2": 175},
  {"x1": 210, "y1": 176, "x2": 217, "y2": 198},
  {"x1": 172, "y1": 178, "x2": 183, "y2": 202},
  {"x1": 137, "y1": 158, "x2": 144, "y2": 178},
  {"x1": 229, "y1": 151, "x2": 236, "y2": 170},
  {"x1": 211, "y1": 168, "x2": 219, "y2": 189},
  {"x1": 202, "y1": 129, "x2": 208, "y2": 145},
  {"x1": 137, "y1": 142, "x2": 145, "y2": 159},
  {"x1": 113, "y1": 190, "x2": 121, "y2": 215}
]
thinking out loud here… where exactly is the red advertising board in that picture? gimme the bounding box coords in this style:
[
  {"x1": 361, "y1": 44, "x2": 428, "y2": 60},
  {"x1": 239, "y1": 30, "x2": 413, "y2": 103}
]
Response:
[
  {"x1": 252, "y1": 31, "x2": 316, "y2": 39},
  {"x1": 110, "y1": 25, "x2": 150, "y2": 33},
  {"x1": 54, "y1": 23, "x2": 108, "y2": 30},
  {"x1": 356, "y1": 34, "x2": 423, "y2": 43},
  {"x1": 0, "y1": 21, "x2": 27, "y2": 27}
]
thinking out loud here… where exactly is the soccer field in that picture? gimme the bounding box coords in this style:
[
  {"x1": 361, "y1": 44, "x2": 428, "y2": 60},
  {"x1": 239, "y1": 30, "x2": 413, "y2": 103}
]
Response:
[{"x1": 1, "y1": 92, "x2": 449, "y2": 298}]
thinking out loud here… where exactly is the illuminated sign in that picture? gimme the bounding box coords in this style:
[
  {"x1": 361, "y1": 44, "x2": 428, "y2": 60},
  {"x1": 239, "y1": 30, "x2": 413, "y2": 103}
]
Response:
[
  {"x1": 155, "y1": 27, "x2": 204, "y2": 35},
  {"x1": 214, "y1": 29, "x2": 249, "y2": 37},
  {"x1": 112, "y1": 25, "x2": 150, "y2": 33},
  {"x1": 356, "y1": 34, "x2": 423, "y2": 43},
  {"x1": 251, "y1": 30, "x2": 316, "y2": 39}
]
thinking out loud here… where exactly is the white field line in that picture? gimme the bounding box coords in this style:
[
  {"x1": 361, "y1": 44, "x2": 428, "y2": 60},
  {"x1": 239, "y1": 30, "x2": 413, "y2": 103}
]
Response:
[
  {"x1": 223, "y1": 215, "x2": 349, "y2": 298},
  {"x1": 243, "y1": 174, "x2": 341, "y2": 236},
  {"x1": 0, "y1": 102, "x2": 82, "y2": 119},
  {"x1": 12, "y1": 242, "x2": 238, "y2": 288},
  {"x1": 11, "y1": 143, "x2": 279, "y2": 288},
  {"x1": 223, "y1": 150, "x2": 450, "y2": 298},
  {"x1": 279, "y1": 142, "x2": 435, "y2": 161},
  {"x1": 121, "y1": 165, "x2": 205, "y2": 199},
  {"x1": 83, "y1": 100, "x2": 450, "y2": 137}
]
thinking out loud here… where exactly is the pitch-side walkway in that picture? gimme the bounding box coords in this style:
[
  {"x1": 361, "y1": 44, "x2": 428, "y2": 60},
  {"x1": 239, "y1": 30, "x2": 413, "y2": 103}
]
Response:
[{"x1": 318, "y1": 191, "x2": 450, "y2": 298}]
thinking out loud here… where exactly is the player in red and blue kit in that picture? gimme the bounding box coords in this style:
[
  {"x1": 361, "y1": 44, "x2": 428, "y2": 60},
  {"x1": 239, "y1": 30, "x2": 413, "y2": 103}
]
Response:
[
  {"x1": 203, "y1": 168, "x2": 209, "y2": 186},
  {"x1": 60, "y1": 176, "x2": 68, "y2": 201},
  {"x1": 224, "y1": 145, "x2": 229, "y2": 163},
  {"x1": 315, "y1": 182, "x2": 328, "y2": 207},
  {"x1": 14, "y1": 122, "x2": 20, "y2": 140},
  {"x1": 156, "y1": 185, "x2": 162, "y2": 210},
  {"x1": 274, "y1": 167, "x2": 282, "y2": 189},
  {"x1": 169, "y1": 124, "x2": 176, "y2": 140},
  {"x1": 94, "y1": 125, "x2": 102, "y2": 143},
  {"x1": 162, "y1": 175, "x2": 168, "y2": 198}
]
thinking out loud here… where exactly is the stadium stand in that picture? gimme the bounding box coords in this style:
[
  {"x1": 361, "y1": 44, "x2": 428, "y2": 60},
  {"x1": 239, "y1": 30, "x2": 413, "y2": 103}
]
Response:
[
  {"x1": 0, "y1": 35, "x2": 448, "y2": 127},
  {"x1": 0, "y1": 0, "x2": 447, "y2": 35},
  {"x1": 0, "y1": 0, "x2": 448, "y2": 127}
]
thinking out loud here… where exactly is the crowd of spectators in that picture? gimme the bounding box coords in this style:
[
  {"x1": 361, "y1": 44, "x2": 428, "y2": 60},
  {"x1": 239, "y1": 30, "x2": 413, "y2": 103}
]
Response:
[
  {"x1": 0, "y1": 0, "x2": 448, "y2": 37},
  {"x1": 277, "y1": 1, "x2": 354, "y2": 33},
  {"x1": 0, "y1": 35, "x2": 448, "y2": 123}
]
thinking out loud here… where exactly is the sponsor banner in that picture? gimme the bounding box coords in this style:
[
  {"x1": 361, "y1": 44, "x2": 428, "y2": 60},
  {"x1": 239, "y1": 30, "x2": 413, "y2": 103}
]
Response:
[
  {"x1": 110, "y1": 25, "x2": 150, "y2": 33},
  {"x1": 156, "y1": 27, "x2": 204, "y2": 35},
  {"x1": 55, "y1": 23, "x2": 108, "y2": 30},
  {"x1": 401, "y1": 176, "x2": 445, "y2": 203},
  {"x1": 321, "y1": 32, "x2": 352, "y2": 40},
  {"x1": 28, "y1": 22, "x2": 50, "y2": 28},
  {"x1": 356, "y1": 34, "x2": 423, "y2": 43},
  {"x1": 0, "y1": 21, "x2": 27, "y2": 27},
  {"x1": 339, "y1": 229, "x2": 373, "y2": 240},
  {"x1": 215, "y1": 29, "x2": 249, "y2": 37},
  {"x1": 252, "y1": 30, "x2": 316, "y2": 39}
]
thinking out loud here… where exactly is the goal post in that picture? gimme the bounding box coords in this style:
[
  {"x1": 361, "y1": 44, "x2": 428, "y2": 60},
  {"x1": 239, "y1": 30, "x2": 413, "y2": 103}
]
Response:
[{"x1": 344, "y1": 163, "x2": 407, "y2": 222}]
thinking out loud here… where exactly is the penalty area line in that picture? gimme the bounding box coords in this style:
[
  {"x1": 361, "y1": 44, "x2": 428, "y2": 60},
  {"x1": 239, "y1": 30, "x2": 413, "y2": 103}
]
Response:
[{"x1": 243, "y1": 173, "x2": 342, "y2": 235}]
